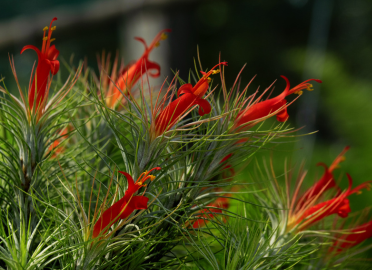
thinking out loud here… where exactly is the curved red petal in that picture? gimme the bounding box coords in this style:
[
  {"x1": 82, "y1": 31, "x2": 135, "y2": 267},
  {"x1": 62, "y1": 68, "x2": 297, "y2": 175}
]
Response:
[
  {"x1": 93, "y1": 196, "x2": 126, "y2": 238},
  {"x1": 134, "y1": 37, "x2": 148, "y2": 50},
  {"x1": 119, "y1": 196, "x2": 149, "y2": 219},
  {"x1": 196, "y1": 98, "x2": 211, "y2": 116},
  {"x1": 130, "y1": 196, "x2": 149, "y2": 209},
  {"x1": 177, "y1": 83, "x2": 193, "y2": 96},
  {"x1": 279, "y1": 75, "x2": 290, "y2": 98},
  {"x1": 337, "y1": 199, "x2": 351, "y2": 218},
  {"x1": 145, "y1": 60, "x2": 161, "y2": 78},
  {"x1": 275, "y1": 106, "x2": 288, "y2": 122},
  {"x1": 21, "y1": 45, "x2": 41, "y2": 57},
  {"x1": 47, "y1": 45, "x2": 59, "y2": 61},
  {"x1": 49, "y1": 60, "x2": 60, "y2": 75},
  {"x1": 118, "y1": 171, "x2": 136, "y2": 194}
]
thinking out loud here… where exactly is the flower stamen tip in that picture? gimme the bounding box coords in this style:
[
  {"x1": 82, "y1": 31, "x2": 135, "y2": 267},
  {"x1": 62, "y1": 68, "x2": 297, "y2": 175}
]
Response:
[
  {"x1": 161, "y1": 33, "x2": 168, "y2": 40},
  {"x1": 307, "y1": 84, "x2": 314, "y2": 91},
  {"x1": 43, "y1": 26, "x2": 48, "y2": 31},
  {"x1": 294, "y1": 90, "x2": 303, "y2": 95}
]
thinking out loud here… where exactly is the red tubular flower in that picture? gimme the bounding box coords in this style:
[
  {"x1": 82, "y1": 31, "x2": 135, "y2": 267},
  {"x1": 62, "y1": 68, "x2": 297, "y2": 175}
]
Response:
[
  {"x1": 192, "y1": 196, "x2": 230, "y2": 229},
  {"x1": 297, "y1": 146, "x2": 349, "y2": 208},
  {"x1": 93, "y1": 167, "x2": 161, "y2": 238},
  {"x1": 290, "y1": 174, "x2": 371, "y2": 231},
  {"x1": 219, "y1": 153, "x2": 235, "y2": 180},
  {"x1": 48, "y1": 127, "x2": 69, "y2": 158},
  {"x1": 330, "y1": 220, "x2": 372, "y2": 253},
  {"x1": 106, "y1": 29, "x2": 171, "y2": 108},
  {"x1": 21, "y1": 17, "x2": 59, "y2": 112},
  {"x1": 153, "y1": 62, "x2": 228, "y2": 137},
  {"x1": 233, "y1": 76, "x2": 322, "y2": 130}
]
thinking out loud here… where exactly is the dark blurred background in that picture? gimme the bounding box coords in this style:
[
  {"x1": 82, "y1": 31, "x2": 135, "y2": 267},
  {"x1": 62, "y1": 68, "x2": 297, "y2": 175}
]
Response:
[{"x1": 1, "y1": 0, "x2": 372, "y2": 215}]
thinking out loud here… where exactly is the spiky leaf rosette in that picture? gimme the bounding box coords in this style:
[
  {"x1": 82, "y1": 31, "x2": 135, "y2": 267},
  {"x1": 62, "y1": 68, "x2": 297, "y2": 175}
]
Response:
[
  {"x1": 247, "y1": 150, "x2": 372, "y2": 270},
  {"x1": 0, "y1": 49, "x2": 81, "y2": 269}
]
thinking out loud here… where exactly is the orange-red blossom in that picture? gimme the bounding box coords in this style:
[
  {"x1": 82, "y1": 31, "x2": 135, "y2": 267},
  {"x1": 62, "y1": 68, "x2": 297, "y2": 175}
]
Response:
[
  {"x1": 192, "y1": 196, "x2": 230, "y2": 229},
  {"x1": 233, "y1": 76, "x2": 322, "y2": 130},
  {"x1": 330, "y1": 220, "x2": 372, "y2": 253},
  {"x1": 221, "y1": 76, "x2": 321, "y2": 177},
  {"x1": 93, "y1": 167, "x2": 160, "y2": 238},
  {"x1": 296, "y1": 146, "x2": 350, "y2": 209},
  {"x1": 48, "y1": 127, "x2": 69, "y2": 158},
  {"x1": 105, "y1": 29, "x2": 171, "y2": 108},
  {"x1": 287, "y1": 148, "x2": 371, "y2": 232},
  {"x1": 21, "y1": 17, "x2": 60, "y2": 113},
  {"x1": 152, "y1": 62, "x2": 227, "y2": 138},
  {"x1": 294, "y1": 174, "x2": 369, "y2": 229}
]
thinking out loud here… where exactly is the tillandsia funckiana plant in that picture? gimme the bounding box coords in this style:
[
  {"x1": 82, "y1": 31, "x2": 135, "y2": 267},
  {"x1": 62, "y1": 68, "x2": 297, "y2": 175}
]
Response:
[{"x1": 0, "y1": 17, "x2": 371, "y2": 270}]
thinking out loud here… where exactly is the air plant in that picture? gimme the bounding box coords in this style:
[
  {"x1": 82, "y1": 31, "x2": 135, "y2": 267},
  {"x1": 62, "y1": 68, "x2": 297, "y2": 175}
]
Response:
[{"x1": 0, "y1": 17, "x2": 370, "y2": 270}]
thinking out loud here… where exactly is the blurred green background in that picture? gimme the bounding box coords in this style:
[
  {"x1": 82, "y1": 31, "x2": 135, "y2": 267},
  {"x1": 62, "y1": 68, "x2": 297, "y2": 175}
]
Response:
[{"x1": 1, "y1": 0, "x2": 371, "y2": 223}]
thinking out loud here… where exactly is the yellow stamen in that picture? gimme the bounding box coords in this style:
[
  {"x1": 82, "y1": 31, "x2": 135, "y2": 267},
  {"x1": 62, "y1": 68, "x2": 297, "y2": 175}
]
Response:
[
  {"x1": 207, "y1": 77, "x2": 212, "y2": 83},
  {"x1": 161, "y1": 33, "x2": 168, "y2": 40},
  {"x1": 137, "y1": 181, "x2": 143, "y2": 186},
  {"x1": 357, "y1": 191, "x2": 362, "y2": 195},
  {"x1": 307, "y1": 84, "x2": 314, "y2": 91},
  {"x1": 51, "y1": 26, "x2": 56, "y2": 31},
  {"x1": 211, "y1": 69, "x2": 220, "y2": 75},
  {"x1": 294, "y1": 90, "x2": 303, "y2": 95},
  {"x1": 50, "y1": 38, "x2": 56, "y2": 42},
  {"x1": 43, "y1": 37, "x2": 48, "y2": 41},
  {"x1": 340, "y1": 156, "x2": 346, "y2": 162},
  {"x1": 154, "y1": 42, "x2": 160, "y2": 47},
  {"x1": 149, "y1": 175, "x2": 156, "y2": 181},
  {"x1": 43, "y1": 26, "x2": 48, "y2": 31}
]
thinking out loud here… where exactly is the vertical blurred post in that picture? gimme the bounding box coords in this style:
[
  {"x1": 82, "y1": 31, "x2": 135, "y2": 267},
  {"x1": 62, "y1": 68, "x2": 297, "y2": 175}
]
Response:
[
  {"x1": 295, "y1": 0, "x2": 333, "y2": 164},
  {"x1": 119, "y1": 8, "x2": 170, "y2": 94}
]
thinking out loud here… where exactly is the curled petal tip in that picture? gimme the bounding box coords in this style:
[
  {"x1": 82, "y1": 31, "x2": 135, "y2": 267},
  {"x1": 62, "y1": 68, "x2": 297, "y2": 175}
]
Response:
[
  {"x1": 118, "y1": 170, "x2": 129, "y2": 176},
  {"x1": 346, "y1": 173, "x2": 353, "y2": 187},
  {"x1": 20, "y1": 45, "x2": 41, "y2": 55},
  {"x1": 280, "y1": 75, "x2": 290, "y2": 88}
]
